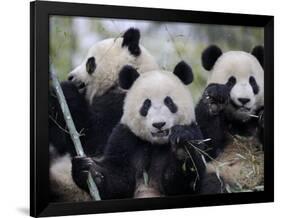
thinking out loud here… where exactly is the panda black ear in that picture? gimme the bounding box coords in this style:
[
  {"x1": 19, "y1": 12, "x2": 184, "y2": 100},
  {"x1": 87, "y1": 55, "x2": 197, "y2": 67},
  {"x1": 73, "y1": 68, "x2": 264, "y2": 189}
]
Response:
[
  {"x1": 251, "y1": 45, "x2": 264, "y2": 68},
  {"x1": 122, "y1": 28, "x2": 141, "y2": 57},
  {"x1": 119, "y1": 65, "x2": 140, "y2": 90},
  {"x1": 202, "y1": 45, "x2": 222, "y2": 71},
  {"x1": 173, "y1": 61, "x2": 193, "y2": 85}
]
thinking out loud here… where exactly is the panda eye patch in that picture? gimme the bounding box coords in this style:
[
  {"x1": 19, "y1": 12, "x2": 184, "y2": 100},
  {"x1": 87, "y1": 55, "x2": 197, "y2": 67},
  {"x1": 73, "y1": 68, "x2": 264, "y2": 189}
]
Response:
[
  {"x1": 249, "y1": 76, "x2": 259, "y2": 94},
  {"x1": 226, "y1": 76, "x2": 236, "y2": 88},
  {"x1": 140, "y1": 99, "x2": 151, "y2": 117},
  {"x1": 164, "y1": 96, "x2": 178, "y2": 113}
]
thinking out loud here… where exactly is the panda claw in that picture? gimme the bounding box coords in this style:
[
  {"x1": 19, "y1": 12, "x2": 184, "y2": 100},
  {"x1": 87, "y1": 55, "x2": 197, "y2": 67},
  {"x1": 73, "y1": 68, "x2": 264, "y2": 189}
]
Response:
[{"x1": 89, "y1": 168, "x2": 104, "y2": 185}]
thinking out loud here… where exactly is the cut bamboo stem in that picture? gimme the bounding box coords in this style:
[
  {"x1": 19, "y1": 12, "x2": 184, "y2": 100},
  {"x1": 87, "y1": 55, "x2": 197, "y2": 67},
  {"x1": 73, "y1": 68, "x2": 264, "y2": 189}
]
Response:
[{"x1": 50, "y1": 69, "x2": 101, "y2": 201}]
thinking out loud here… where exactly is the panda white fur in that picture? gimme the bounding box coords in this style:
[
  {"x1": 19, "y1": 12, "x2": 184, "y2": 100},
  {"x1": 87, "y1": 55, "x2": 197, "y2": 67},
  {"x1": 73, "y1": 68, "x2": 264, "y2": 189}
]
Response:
[
  {"x1": 71, "y1": 61, "x2": 222, "y2": 199},
  {"x1": 49, "y1": 28, "x2": 159, "y2": 202},
  {"x1": 196, "y1": 45, "x2": 264, "y2": 191},
  {"x1": 68, "y1": 28, "x2": 159, "y2": 103}
]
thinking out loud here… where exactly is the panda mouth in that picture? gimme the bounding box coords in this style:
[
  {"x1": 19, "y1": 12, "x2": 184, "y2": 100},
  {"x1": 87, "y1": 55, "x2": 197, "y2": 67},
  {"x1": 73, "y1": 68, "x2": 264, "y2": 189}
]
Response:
[
  {"x1": 230, "y1": 100, "x2": 251, "y2": 111},
  {"x1": 151, "y1": 129, "x2": 170, "y2": 137},
  {"x1": 238, "y1": 107, "x2": 251, "y2": 113}
]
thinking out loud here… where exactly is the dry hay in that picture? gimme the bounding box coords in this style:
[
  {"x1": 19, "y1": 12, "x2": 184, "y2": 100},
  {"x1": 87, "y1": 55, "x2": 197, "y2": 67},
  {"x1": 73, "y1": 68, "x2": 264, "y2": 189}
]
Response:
[{"x1": 206, "y1": 134, "x2": 264, "y2": 192}]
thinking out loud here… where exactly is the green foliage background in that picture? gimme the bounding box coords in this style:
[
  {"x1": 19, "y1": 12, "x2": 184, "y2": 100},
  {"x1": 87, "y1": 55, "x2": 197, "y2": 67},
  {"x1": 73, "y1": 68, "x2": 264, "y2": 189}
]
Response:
[{"x1": 50, "y1": 16, "x2": 263, "y2": 102}]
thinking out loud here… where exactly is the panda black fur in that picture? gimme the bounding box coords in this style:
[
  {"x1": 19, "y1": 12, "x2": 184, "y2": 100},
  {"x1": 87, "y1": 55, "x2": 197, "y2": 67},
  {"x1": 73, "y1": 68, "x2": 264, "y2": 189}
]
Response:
[
  {"x1": 196, "y1": 45, "x2": 264, "y2": 191},
  {"x1": 49, "y1": 28, "x2": 159, "y2": 201},
  {"x1": 72, "y1": 61, "x2": 223, "y2": 200}
]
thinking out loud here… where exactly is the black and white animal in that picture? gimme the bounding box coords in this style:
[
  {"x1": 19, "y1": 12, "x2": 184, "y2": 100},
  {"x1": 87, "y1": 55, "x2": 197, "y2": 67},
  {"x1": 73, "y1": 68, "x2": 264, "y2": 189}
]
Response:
[
  {"x1": 50, "y1": 27, "x2": 159, "y2": 157},
  {"x1": 195, "y1": 45, "x2": 264, "y2": 190},
  {"x1": 49, "y1": 28, "x2": 159, "y2": 201},
  {"x1": 68, "y1": 27, "x2": 159, "y2": 104},
  {"x1": 72, "y1": 61, "x2": 221, "y2": 200}
]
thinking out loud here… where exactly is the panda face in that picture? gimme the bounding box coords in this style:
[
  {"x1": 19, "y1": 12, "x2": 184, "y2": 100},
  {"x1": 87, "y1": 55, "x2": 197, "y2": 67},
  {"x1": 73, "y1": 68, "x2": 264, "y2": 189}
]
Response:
[
  {"x1": 68, "y1": 28, "x2": 159, "y2": 103},
  {"x1": 227, "y1": 75, "x2": 259, "y2": 119},
  {"x1": 208, "y1": 51, "x2": 264, "y2": 121},
  {"x1": 138, "y1": 96, "x2": 179, "y2": 143},
  {"x1": 121, "y1": 70, "x2": 195, "y2": 144}
]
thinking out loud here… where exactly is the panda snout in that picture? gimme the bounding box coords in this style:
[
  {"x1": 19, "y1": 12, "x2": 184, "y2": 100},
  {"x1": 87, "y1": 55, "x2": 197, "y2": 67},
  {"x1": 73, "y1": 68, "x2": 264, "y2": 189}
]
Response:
[
  {"x1": 68, "y1": 75, "x2": 74, "y2": 81},
  {"x1": 238, "y1": 98, "x2": 250, "y2": 105},
  {"x1": 152, "y1": 122, "x2": 166, "y2": 130}
]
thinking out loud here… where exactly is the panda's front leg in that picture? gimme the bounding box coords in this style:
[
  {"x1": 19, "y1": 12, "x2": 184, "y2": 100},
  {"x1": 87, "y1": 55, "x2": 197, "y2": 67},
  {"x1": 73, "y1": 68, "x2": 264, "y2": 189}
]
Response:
[
  {"x1": 169, "y1": 123, "x2": 205, "y2": 170},
  {"x1": 195, "y1": 83, "x2": 231, "y2": 158},
  {"x1": 164, "y1": 123, "x2": 206, "y2": 194}
]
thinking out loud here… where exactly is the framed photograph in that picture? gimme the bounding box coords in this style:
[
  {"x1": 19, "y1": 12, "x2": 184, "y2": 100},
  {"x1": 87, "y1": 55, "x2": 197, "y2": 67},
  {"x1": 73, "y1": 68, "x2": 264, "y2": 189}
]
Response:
[{"x1": 30, "y1": 0, "x2": 274, "y2": 217}]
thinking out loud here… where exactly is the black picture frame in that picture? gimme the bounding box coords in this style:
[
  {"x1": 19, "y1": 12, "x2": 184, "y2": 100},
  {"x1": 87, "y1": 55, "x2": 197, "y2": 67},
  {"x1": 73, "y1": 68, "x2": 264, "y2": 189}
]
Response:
[{"x1": 30, "y1": 1, "x2": 274, "y2": 217}]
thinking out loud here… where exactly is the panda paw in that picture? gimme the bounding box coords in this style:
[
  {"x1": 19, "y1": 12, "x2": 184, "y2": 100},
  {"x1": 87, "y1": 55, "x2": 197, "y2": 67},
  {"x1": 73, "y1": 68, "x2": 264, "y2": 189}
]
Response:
[
  {"x1": 170, "y1": 125, "x2": 197, "y2": 145},
  {"x1": 169, "y1": 125, "x2": 199, "y2": 159},
  {"x1": 72, "y1": 156, "x2": 104, "y2": 191},
  {"x1": 201, "y1": 83, "x2": 230, "y2": 115}
]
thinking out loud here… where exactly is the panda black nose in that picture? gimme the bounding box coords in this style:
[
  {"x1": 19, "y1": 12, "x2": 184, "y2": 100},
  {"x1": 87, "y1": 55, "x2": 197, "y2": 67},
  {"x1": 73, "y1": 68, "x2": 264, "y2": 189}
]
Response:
[
  {"x1": 68, "y1": 75, "x2": 74, "y2": 81},
  {"x1": 152, "y1": 122, "x2": 166, "y2": 130},
  {"x1": 238, "y1": 98, "x2": 250, "y2": 105}
]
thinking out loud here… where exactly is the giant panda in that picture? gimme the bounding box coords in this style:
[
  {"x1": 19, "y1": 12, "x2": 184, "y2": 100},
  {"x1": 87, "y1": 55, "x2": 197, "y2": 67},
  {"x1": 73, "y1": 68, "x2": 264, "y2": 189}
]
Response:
[
  {"x1": 195, "y1": 45, "x2": 264, "y2": 192},
  {"x1": 71, "y1": 61, "x2": 223, "y2": 200},
  {"x1": 50, "y1": 27, "x2": 159, "y2": 157},
  {"x1": 68, "y1": 27, "x2": 159, "y2": 104},
  {"x1": 49, "y1": 28, "x2": 159, "y2": 202}
]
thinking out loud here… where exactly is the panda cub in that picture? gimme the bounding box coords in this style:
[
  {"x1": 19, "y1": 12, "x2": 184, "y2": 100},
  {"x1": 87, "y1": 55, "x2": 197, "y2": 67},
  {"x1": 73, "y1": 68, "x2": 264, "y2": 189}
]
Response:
[
  {"x1": 49, "y1": 28, "x2": 159, "y2": 202},
  {"x1": 196, "y1": 45, "x2": 264, "y2": 191},
  {"x1": 49, "y1": 28, "x2": 159, "y2": 157},
  {"x1": 72, "y1": 61, "x2": 211, "y2": 199},
  {"x1": 68, "y1": 27, "x2": 159, "y2": 103}
]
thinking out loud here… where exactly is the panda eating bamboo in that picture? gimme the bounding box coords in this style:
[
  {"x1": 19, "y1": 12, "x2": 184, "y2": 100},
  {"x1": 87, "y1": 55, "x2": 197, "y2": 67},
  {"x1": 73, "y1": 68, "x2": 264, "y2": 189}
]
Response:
[
  {"x1": 196, "y1": 45, "x2": 264, "y2": 191},
  {"x1": 71, "y1": 61, "x2": 223, "y2": 199}
]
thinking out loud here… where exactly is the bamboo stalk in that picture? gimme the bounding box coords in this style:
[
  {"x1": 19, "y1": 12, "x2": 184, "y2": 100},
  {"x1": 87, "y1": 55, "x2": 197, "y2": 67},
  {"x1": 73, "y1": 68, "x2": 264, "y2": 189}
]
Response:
[{"x1": 50, "y1": 69, "x2": 101, "y2": 201}]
